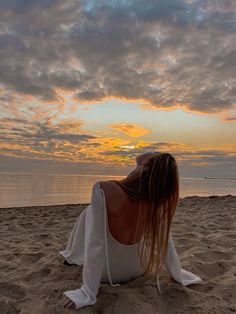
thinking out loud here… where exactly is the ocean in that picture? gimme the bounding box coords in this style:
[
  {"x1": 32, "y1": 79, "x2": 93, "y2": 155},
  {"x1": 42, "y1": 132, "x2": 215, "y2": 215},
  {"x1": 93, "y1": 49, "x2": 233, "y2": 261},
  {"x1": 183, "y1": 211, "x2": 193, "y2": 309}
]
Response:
[{"x1": 0, "y1": 173, "x2": 235, "y2": 208}]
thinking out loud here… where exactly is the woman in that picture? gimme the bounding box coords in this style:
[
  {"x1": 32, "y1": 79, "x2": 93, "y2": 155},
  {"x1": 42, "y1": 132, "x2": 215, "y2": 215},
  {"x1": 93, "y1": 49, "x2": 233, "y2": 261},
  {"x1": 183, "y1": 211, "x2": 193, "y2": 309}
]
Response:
[{"x1": 60, "y1": 152, "x2": 201, "y2": 310}]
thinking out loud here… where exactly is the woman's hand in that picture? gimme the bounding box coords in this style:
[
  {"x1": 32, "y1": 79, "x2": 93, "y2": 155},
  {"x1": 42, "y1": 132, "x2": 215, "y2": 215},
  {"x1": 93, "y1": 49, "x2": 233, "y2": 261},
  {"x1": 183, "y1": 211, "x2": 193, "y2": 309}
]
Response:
[{"x1": 63, "y1": 297, "x2": 76, "y2": 310}]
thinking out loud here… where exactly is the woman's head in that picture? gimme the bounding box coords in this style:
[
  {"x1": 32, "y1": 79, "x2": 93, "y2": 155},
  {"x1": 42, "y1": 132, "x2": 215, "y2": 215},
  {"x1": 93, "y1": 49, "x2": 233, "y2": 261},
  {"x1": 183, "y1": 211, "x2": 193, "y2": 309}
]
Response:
[
  {"x1": 114, "y1": 152, "x2": 179, "y2": 276},
  {"x1": 136, "y1": 152, "x2": 156, "y2": 166},
  {"x1": 140, "y1": 152, "x2": 179, "y2": 203},
  {"x1": 121, "y1": 152, "x2": 179, "y2": 202}
]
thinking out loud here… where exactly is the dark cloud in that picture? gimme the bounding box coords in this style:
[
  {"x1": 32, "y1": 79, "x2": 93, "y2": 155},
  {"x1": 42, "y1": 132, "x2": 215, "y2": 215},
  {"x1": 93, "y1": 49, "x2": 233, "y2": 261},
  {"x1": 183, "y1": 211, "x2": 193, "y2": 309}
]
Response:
[
  {"x1": 0, "y1": 116, "x2": 97, "y2": 161},
  {"x1": 100, "y1": 142, "x2": 182, "y2": 161},
  {"x1": 100, "y1": 142, "x2": 236, "y2": 177},
  {"x1": 0, "y1": 0, "x2": 59, "y2": 11},
  {"x1": 18, "y1": 121, "x2": 95, "y2": 142},
  {"x1": 0, "y1": 0, "x2": 235, "y2": 114},
  {"x1": 224, "y1": 116, "x2": 236, "y2": 122}
]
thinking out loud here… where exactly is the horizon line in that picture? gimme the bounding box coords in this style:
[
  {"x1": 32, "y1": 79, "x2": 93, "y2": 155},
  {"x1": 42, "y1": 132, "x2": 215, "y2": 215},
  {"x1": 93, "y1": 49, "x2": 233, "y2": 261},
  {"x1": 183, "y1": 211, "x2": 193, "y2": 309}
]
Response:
[{"x1": 0, "y1": 172, "x2": 235, "y2": 180}]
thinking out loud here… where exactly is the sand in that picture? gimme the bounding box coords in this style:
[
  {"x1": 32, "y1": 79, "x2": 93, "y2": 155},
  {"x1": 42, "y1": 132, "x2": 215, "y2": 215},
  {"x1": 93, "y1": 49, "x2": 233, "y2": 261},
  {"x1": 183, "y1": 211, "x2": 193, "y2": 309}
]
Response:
[{"x1": 0, "y1": 195, "x2": 235, "y2": 314}]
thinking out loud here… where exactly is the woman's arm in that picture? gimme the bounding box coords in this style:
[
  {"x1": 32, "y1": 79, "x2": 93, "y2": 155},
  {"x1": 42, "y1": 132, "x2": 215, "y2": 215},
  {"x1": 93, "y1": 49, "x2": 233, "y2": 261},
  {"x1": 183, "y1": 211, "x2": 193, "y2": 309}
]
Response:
[
  {"x1": 63, "y1": 182, "x2": 105, "y2": 309},
  {"x1": 165, "y1": 234, "x2": 202, "y2": 286}
]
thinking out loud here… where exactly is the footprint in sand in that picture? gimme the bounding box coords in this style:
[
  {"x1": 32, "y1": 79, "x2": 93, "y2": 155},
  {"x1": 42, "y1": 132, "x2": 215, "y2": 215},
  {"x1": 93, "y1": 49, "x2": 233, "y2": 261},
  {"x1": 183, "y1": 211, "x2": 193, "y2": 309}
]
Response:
[
  {"x1": 193, "y1": 250, "x2": 231, "y2": 262},
  {"x1": 43, "y1": 242, "x2": 52, "y2": 247},
  {"x1": 32, "y1": 234, "x2": 50, "y2": 241},
  {"x1": 0, "y1": 297, "x2": 19, "y2": 314},
  {"x1": 21, "y1": 252, "x2": 44, "y2": 263},
  {"x1": 176, "y1": 238, "x2": 191, "y2": 246},
  {"x1": 0, "y1": 282, "x2": 25, "y2": 300},
  {"x1": 195, "y1": 260, "x2": 229, "y2": 278},
  {"x1": 95, "y1": 292, "x2": 119, "y2": 313},
  {"x1": 24, "y1": 268, "x2": 51, "y2": 282},
  {"x1": 19, "y1": 222, "x2": 33, "y2": 229}
]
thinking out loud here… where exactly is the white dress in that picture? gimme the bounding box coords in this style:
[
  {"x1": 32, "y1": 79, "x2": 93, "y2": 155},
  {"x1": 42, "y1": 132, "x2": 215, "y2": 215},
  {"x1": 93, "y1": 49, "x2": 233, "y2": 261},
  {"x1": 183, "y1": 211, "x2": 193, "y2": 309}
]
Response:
[{"x1": 59, "y1": 182, "x2": 202, "y2": 309}]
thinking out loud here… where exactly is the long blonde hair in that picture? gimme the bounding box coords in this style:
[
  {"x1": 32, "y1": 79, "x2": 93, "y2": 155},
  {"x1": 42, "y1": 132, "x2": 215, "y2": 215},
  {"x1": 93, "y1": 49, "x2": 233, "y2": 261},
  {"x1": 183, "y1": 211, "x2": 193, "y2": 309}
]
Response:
[{"x1": 113, "y1": 152, "x2": 179, "y2": 276}]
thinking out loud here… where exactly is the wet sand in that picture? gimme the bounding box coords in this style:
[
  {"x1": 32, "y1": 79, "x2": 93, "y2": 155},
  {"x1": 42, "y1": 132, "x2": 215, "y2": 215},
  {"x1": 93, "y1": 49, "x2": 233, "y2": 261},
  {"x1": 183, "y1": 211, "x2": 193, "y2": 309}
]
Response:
[{"x1": 0, "y1": 195, "x2": 235, "y2": 313}]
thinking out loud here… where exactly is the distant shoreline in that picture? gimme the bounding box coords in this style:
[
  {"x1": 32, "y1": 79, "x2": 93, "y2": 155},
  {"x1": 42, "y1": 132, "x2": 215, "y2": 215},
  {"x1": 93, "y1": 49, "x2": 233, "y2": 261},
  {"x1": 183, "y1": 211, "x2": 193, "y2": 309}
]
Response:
[
  {"x1": 203, "y1": 177, "x2": 236, "y2": 180},
  {"x1": 0, "y1": 172, "x2": 236, "y2": 181}
]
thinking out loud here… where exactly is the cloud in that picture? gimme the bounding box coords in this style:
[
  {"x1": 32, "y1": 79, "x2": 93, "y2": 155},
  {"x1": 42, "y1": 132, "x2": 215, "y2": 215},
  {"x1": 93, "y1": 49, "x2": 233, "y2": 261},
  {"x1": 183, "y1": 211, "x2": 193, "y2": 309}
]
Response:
[
  {"x1": 224, "y1": 116, "x2": 236, "y2": 122},
  {"x1": 107, "y1": 123, "x2": 151, "y2": 137},
  {"x1": 0, "y1": 115, "x2": 98, "y2": 164},
  {"x1": 1, "y1": 111, "x2": 236, "y2": 177},
  {"x1": 0, "y1": 0, "x2": 235, "y2": 177},
  {"x1": 220, "y1": 107, "x2": 236, "y2": 122},
  {"x1": 99, "y1": 140, "x2": 236, "y2": 176},
  {"x1": 0, "y1": 0, "x2": 235, "y2": 117}
]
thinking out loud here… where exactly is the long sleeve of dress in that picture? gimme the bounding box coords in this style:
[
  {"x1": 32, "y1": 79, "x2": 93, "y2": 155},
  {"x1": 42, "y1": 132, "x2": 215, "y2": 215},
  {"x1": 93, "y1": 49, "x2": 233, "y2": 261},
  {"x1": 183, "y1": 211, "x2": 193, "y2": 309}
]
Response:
[
  {"x1": 63, "y1": 182, "x2": 105, "y2": 309},
  {"x1": 165, "y1": 234, "x2": 202, "y2": 286}
]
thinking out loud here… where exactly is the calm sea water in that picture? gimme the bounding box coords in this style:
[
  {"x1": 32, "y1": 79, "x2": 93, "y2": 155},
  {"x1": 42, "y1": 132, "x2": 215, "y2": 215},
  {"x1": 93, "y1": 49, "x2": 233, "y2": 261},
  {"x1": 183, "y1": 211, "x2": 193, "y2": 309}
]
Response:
[{"x1": 0, "y1": 173, "x2": 235, "y2": 208}]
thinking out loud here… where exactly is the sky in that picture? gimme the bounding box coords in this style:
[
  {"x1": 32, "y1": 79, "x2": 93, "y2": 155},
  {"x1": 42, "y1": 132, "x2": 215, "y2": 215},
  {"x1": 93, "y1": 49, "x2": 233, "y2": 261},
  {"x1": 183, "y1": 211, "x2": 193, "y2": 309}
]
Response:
[{"x1": 0, "y1": 0, "x2": 236, "y2": 177}]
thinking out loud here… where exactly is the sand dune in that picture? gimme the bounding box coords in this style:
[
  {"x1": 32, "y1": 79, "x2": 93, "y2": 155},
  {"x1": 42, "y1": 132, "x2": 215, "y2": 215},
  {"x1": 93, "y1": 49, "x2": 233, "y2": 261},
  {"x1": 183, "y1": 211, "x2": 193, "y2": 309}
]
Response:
[{"x1": 0, "y1": 195, "x2": 235, "y2": 313}]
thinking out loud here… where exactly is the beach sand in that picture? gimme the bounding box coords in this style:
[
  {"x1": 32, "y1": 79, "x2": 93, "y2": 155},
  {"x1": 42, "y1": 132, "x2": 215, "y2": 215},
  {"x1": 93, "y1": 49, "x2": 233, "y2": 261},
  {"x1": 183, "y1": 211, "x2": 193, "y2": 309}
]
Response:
[{"x1": 0, "y1": 195, "x2": 235, "y2": 314}]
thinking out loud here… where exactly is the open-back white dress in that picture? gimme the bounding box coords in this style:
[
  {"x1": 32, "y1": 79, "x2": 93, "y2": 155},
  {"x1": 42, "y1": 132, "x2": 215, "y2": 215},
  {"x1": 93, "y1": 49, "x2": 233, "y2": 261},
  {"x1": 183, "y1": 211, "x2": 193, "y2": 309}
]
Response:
[{"x1": 59, "y1": 182, "x2": 201, "y2": 309}]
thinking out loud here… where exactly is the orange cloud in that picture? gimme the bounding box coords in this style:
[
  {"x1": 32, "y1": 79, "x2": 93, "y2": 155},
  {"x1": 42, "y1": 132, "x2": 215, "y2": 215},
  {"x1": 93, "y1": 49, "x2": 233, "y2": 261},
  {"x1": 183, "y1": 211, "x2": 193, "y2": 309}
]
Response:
[
  {"x1": 107, "y1": 123, "x2": 151, "y2": 137},
  {"x1": 220, "y1": 106, "x2": 236, "y2": 123}
]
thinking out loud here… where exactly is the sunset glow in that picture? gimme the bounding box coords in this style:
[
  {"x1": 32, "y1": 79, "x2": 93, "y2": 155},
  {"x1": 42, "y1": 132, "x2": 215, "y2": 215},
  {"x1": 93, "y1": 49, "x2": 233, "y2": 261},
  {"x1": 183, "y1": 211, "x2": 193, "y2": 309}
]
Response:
[{"x1": 0, "y1": 1, "x2": 235, "y2": 177}]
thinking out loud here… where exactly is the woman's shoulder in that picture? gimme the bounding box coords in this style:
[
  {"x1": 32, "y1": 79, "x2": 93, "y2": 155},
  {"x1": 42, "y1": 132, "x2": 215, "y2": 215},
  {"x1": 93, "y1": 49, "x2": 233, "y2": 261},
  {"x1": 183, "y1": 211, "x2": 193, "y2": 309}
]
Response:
[
  {"x1": 99, "y1": 180, "x2": 117, "y2": 191},
  {"x1": 99, "y1": 180, "x2": 124, "y2": 199},
  {"x1": 99, "y1": 181, "x2": 126, "y2": 215},
  {"x1": 99, "y1": 181, "x2": 117, "y2": 199}
]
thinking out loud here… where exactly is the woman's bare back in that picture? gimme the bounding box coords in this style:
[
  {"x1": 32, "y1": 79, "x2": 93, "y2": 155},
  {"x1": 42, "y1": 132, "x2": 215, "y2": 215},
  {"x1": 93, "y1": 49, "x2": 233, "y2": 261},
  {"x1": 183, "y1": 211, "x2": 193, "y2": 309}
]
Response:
[{"x1": 100, "y1": 180, "x2": 141, "y2": 245}]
